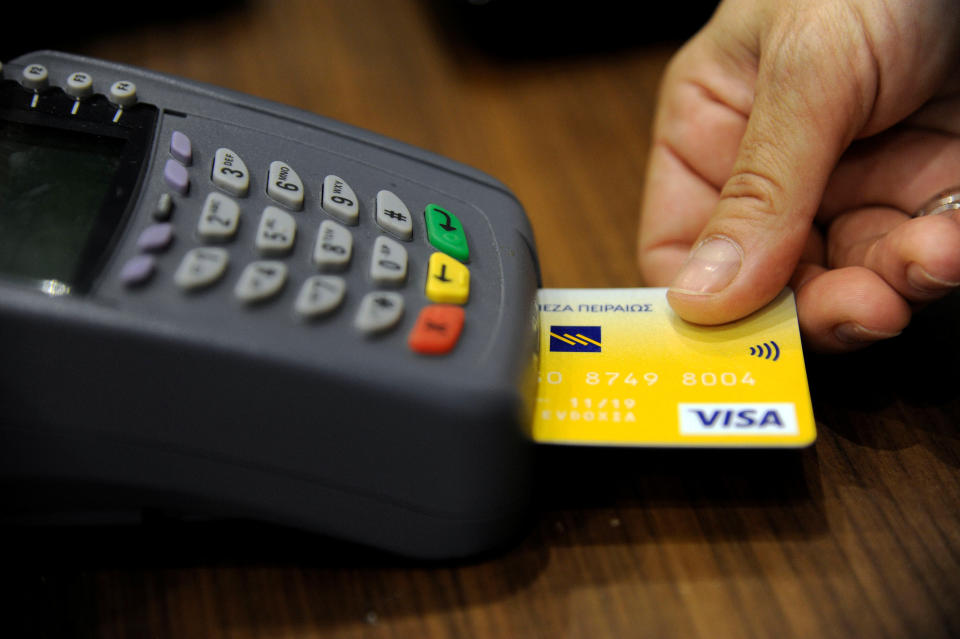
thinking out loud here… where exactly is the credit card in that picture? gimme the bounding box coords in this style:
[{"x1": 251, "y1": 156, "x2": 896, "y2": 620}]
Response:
[{"x1": 533, "y1": 288, "x2": 816, "y2": 447}]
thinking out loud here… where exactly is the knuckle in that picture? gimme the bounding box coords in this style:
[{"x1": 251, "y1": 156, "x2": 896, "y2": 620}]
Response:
[{"x1": 719, "y1": 169, "x2": 785, "y2": 221}]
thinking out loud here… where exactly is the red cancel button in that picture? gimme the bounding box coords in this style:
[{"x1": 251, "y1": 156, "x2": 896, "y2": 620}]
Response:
[{"x1": 408, "y1": 305, "x2": 465, "y2": 355}]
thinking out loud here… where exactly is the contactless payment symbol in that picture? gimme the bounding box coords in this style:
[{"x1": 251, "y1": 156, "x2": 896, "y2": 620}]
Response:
[
  {"x1": 549, "y1": 325, "x2": 602, "y2": 352},
  {"x1": 748, "y1": 340, "x2": 780, "y2": 361}
]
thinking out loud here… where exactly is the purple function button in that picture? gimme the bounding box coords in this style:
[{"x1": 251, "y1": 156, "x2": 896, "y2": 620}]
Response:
[
  {"x1": 170, "y1": 130, "x2": 192, "y2": 165},
  {"x1": 136, "y1": 223, "x2": 174, "y2": 252},
  {"x1": 164, "y1": 158, "x2": 189, "y2": 194},
  {"x1": 120, "y1": 255, "x2": 156, "y2": 286}
]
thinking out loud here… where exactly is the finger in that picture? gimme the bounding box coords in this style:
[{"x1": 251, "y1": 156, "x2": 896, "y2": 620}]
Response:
[
  {"x1": 818, "y1": 125, "x2": 960, "y2": 223},
  {"x1": 906, "y1": 92, "x2": 960, "y2": 134},
  {"x1": 826, "y1": 206, "x2": 908, "y2": 266},
  {"x1": 638, "y1": 35, "x2": 753, "y2": 285},
  {"x1": 794, "y1": 266, "x2": 911, "y2": 352},
  {"x1": 828, "y1": 209, "x2": 960, "y2": 303},
  {"x1": 651, "y1": 39, "x2": 754, "y2": 190},
  {"x1": 639, "y1": 142, "x2": 720, "y2": 285},
  {"x1": 669, "y1": 5, "x2": 882, "y2": 324}
]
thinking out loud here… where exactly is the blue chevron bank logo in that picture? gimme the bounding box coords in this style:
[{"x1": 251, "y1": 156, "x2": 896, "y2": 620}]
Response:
[
  {"x1": 549, "y1": 325, "x2": 602, "y2": 352},
  {"x1": 679, "y1": 403, "x2": 798, "y2": 435}
]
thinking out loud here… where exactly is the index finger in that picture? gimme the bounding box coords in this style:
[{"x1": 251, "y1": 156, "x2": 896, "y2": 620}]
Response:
[{"x1": 638, "y1": 37, "x2": 752, "y2": 285}]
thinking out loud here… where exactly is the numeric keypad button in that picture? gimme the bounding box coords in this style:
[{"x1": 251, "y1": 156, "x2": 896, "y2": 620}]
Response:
[
  {"x1": 211, "y1": 148, "x2": 249, "y2": 196},
  {"x1": 355, "y1": 291, "x2": 404, "y2": 333},
  {"x1": 322, "y1": 175, "x2": 359, "y2": 225},
  {"x1": 174, "y1": 247, "x2": 229, "y2": 290},
  {"x1": 375, "y1": 190, "x2": 413, "y2": 240},
  {"x1": 294, "y1": 275, "x2": 346, "y2": 318},
  {"x1": 313, "y1": 220, "x2": 353, "y2": 269},
  {"x1": 198, "y1": 192, "x2": 241, "y2": 240},
  {"x1": 370, "y1": 236, "x2": 408, "y2": 284},
  {"x1": 256, "y1": 206, "x2": 297, "y2": 255},
  {"x1": 234, "y1": 261, "x2": 287, "y2": 303},
  {"x1": 267, "y1": 161, "x2": 304, "y2": 210}
]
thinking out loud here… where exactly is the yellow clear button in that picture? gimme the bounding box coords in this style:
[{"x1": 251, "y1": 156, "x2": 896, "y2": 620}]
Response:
[{"x1": 425, "y1": 252, "x2": 470, "y2": 304}]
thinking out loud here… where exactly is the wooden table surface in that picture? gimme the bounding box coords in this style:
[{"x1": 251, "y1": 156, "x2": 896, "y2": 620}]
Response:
[{"x1": 4, "y1": 1, "x2": 959, "y2": 637}]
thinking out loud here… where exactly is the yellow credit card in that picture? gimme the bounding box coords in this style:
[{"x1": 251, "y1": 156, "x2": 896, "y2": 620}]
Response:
[{"x1": 533, "y1": 288, "x2": 816, "y2": 447}]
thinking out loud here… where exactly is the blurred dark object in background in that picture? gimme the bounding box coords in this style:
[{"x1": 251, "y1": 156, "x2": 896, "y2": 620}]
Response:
[
  {"x1": 0, "y1": 1, "x2": 240, "y2": 62},
  {"x1": 2, "y1": 2, "x2": 719, "y2": 65},
  {"x1": 426, "y1": 0, "x2": 719, "y2": 59}
]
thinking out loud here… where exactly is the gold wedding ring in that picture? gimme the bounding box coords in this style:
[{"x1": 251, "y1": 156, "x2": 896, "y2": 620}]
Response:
[{"x1": 914, "y1": 184, "x2": 960, "y2": 217}]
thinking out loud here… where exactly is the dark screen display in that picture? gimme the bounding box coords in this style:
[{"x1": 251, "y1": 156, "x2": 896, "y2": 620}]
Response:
[{"x1": 0, "y1": 119, "x2": 125, "y2": 288}]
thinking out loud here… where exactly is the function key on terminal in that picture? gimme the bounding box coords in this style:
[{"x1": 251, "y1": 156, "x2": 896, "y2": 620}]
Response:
[
  {"x1": 370, "y1": 236, "x2": 408, "y2": 285},
  {"x1": 108, "y1": 80, "x2": 137, "y2": 107},
  {"x1": 424, "y1": 204, "x2": 469, "y2": 261},
  {"x1": 355, "y1": 291, "x2": 404, "y2": 334},
  {"x1": 65, "y1": 72, "x2": 94, "y2": 99},
  {"x1": 267, "y1": 161, "x2": 304, "y2": 210},
  {"x1": 198, "y1": 192, "x2": 241, "y2": 240},
  {"x1": 313, "y1": 219, "x2": 353, "y2": 269},
  {"x1": 153, "y1": 193, "x2": 174, "y2": 221},
  {"x1": 163, "y1": 159, "x2": 190, "y2": 194},
  {"x1": 170, "y1": 131, "x2": 192, "y2": 165},
  {"x1": 375, "y1": 190, "x2": 413, "y2": 240},
  {"x1": 322, "y1": 175, "x2": 359, "y2": 225},
  {"x1": 294, "y1": 275, "x2": 346, "y2": 318},
  {"x1": 425, "y1": 252, "x2": 470, "y2": 304},
  {"x1": 211, "y1": 148, "x2": 249, "y2": 197},
  {"x1": 119, "y1": 255, "x2": 156, "y2": 287},
  {"x1": 21, "y1": 64, "x2": 48, "y2": 91},
  {"x1": 408, "y1": 305, "x2": 465, "y2": 355},
  {"x1": 136, "y1": 223, "x2": 174, "y2": 252},
  {"x1": 234, "y1": 261, "x2": 287, "y2": 303},
  {"x1": 174, "y1": 247, "x2": 229, "y2": 290},
  {"x1": 256, "y1": 206, "x2": 297, "y2": 255}
]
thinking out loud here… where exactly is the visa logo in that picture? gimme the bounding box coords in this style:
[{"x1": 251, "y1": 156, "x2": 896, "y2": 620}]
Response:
[{"x1": 679, "y1": 403, "x2": 798, "y2": 436}]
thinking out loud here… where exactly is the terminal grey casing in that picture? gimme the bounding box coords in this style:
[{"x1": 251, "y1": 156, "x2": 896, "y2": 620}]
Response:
[{"x1": 0, "y1": 51, "x2": 541, "y2": 558}]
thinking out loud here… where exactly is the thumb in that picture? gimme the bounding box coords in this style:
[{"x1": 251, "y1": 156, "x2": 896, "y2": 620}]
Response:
[{"x1": 667, "y1": 8, "x2": 875, "y2": 325}]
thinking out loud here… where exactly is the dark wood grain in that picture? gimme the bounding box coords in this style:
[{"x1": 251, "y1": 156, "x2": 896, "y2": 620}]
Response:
[{"x1": 4, "y1": 1, "x2": 959, "y2": 637}]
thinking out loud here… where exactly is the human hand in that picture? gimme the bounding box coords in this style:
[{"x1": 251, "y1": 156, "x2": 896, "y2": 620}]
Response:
[{"x1": 638, "y1": 0, "x2": 960, "y2": 351}]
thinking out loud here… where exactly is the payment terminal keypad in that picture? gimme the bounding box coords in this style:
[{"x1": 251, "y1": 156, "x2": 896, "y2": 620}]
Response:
[{"x1": 115, "y1": 120, "x2": 486, "y2": 353}]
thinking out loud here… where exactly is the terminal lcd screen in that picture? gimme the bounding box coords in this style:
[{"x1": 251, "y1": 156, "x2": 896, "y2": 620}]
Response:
[{"x1": 0, "y1": 118, "x2": 125, "y2": 291}]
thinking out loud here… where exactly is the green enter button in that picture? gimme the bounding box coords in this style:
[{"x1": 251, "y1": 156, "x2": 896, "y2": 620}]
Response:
[{"x1": 424, "y1": 204, "x2": 469, "y2": 262}]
